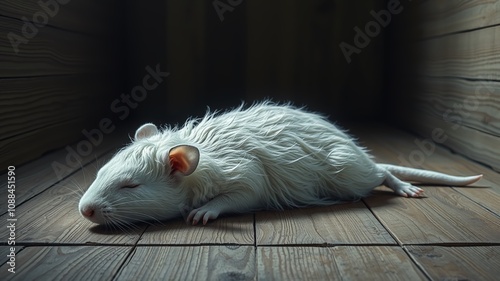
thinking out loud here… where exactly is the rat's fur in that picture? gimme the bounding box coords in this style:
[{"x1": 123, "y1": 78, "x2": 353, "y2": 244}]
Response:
[{"x1": 79, "y1": 102, "x2": 482, "y2": 227}]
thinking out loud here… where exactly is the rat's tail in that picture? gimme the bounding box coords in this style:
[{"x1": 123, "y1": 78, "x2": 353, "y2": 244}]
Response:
[{"x1": 379, "y1": 164, "x2": 482, "y2": 186}]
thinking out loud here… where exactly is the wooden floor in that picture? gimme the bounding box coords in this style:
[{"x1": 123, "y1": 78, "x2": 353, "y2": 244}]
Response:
[{"x1": 1, "y1": 125, "x2": 499, "y2": 281}]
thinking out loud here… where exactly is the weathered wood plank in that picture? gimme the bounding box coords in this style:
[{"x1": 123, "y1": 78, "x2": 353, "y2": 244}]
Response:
[
  {"x1": 403, "y1": 1, "x2": 500, "y2": 185},
  {"x1": 0, "y1": 76, "x2": 111, "y2": 139},
  {"x1": 257, "y1": 246, "x2": 426, "y2": 280},
  {"x1": 0, "y1": 0, "x2": 116, "y2": 36},
  {"x1": 0, "y1": 17, "x2": 109, "y2": 76},
  {"x1": 0, "y1": 118, "x2": 92, "y2": 168},
  {"x1": 0, "y1": 246, "x2": 22, "y2": 274},
  {"x1": 418, "y1": 25, "x2": 500, "y2": 80},
  {"x1": 0, "y1": 0, "x2": 123, "y2": 167},
  {"x1": 364, "y1": 186, "x2": 500, "y2": 245},
  {"x1": 407, "y1": 246, "x2": 500, "y2": 281},
  {"x1": 115, "y1": 246, "x2": 255, "y2": 281},
  {"x1": 412, "y1": 77, "x2": 500, "y2": 137},
  {"x1": 0, "y1": 152, "x2": 144, "y2": 245},
  {"x1": 256, "y1": 203, "x2": 395, "y2": 246},
  {"x1": 418, "y1": 0, "x2": 500, "y2": 38},
  {"x1": 139, "y1": 214, "x2": 254, "y2": 245},
  {"x1": 407, "y1": 112, "x2": 500, "y2": 172},
  {"x1": 0, "y1": 75, "x2": 118, "y2": 168},
  {"x1": 0, "y1": 246, "x2": 130, "y2": 281}
]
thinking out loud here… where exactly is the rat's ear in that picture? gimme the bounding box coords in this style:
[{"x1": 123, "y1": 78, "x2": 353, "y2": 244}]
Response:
[
  {"x1": 168, "y1": 145, "x2": 200, "y2": 176},
  {"x1": 135, "y1": 123, "x2": 158, "y2": 140}
]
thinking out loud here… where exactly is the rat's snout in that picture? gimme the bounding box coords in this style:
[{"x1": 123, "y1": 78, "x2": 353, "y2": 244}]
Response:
[
  {"x1": 79, "y1": 202, "x2": 108, "y2": 224},
  {"x1": 79, "y1": 203, "x2": 99, "y2": 222},
  {"x1": 79, "y1": 181, "x2": 111, "y2": 224},
  {"x1": 80, "y1": 205, "x2": 95, "y2": 218},
  {"x1": 79, "y1": 191, "x2": 109, "y2": 224}
]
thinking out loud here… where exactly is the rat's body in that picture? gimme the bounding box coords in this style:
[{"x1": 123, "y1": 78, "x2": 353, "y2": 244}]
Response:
[{"x1": 79, "y1": 102, "x2": 482, "y2": 227}]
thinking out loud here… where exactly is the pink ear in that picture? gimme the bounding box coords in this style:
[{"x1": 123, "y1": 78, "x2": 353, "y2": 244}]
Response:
[{"x1": 168, "y1": 145, "x2": 200, "y2": 176}]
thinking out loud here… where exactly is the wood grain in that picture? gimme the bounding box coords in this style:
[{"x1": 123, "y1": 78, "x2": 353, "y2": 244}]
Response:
[
  {"x1": 256, "y1": 203, "x2": 395, "y2": 246},
  {"x1": 364, "y1": 186, "x2": 500, "y2": 245},
  {"x1": 0, "y1": 1, "x2": 123, "y2": 168},
  {"x1": 0, "y1": 0, "x2": 117, "y2": 36},
  {"x1": 0, "y1": 71, "x2": 119, "y2": 169},
  {"x1": 395, "y1": 0, "x2": 500, "y2": 174},
  {"x1": 408, "y1": 113, "x2": 500, "y2": 172},
  {"x1": 0, "y1": 17, "x2": 107, "y2": 77},
  {"x1": 407, "y1": 246, "x2": 500, "y2": 281},
  {"x1": 0, "y1": 246, "x2": 22, "y2": 270},
  {"x1": 0, "y1": 117, "x2": 90, "y2": 168},
  {"x1": 0, "y1": 76, "x2": 111, "y2": 140},
  {"x1": 139, "y1": 214, "x2": 254, "y2": 245},
  {"x1": 0, "y1": 246, "x2": 130, "y2": 281},
  {"x1": 115, "y1": 246, "x2": 255, "y2": 281},
  {"x1": 413, "y1": 77, "x2": 500, "y2": 137},
  {"x1": 257, "y1": 246, "x2": 426, "y2": 281},
  {"x1": 418, "y1": 0, "x2": 500, "y2": 38},
  {"x1": 418, "y1": 25, "x2": 500, "y2": 80}
]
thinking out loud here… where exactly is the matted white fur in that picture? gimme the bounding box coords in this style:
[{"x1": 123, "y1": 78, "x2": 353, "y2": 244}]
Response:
[{"x1": 78, "y1": 102, "x2": 482, "y2": 227}]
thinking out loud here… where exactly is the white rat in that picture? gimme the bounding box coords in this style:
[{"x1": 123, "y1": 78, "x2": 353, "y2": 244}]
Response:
[{"x1": 78, "y1": 102, "x2": 482, "y2": 227}]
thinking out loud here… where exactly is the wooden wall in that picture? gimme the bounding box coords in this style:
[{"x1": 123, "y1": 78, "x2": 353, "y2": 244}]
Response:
[
  {"x1": 390, "y1": 1, "x2": 500, "y2": 171},
  {"x1": 0, "y1": 1, "x2": 125, "y2": 168}
]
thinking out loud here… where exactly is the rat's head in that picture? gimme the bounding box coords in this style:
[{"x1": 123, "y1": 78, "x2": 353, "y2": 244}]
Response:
[{"x1": 78, "y1": 123, "x2": 199, "y2": 227}]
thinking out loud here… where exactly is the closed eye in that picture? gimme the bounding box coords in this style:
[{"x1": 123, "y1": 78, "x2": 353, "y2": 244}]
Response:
[{"x1": 121, "y1": 184, "x2": 140, "y2": 189}]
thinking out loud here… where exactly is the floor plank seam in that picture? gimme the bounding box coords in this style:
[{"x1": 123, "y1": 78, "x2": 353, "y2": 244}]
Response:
[
  {"x1": 253, "y1": 213, "x2": 259, "y2": 281},
  {"x1": 7, "y1": 242, "x2": 498, "y2": 247},
  {"x1": 402, "y1": 245, "x2": 433, "y2": 281},
  {"x1": 361, "y1": 198, "x2": 403, "y2": 246},
  {"x1": 252, "y1": 213, "x2": 257, "y2": 248},
  {"x1": 254, "y1": 243, "x2": 400, "y2": 248},
  {"x1": 129, "y1": 243, "x2": 254, "y2": 247},
  {"x1": 111, "y1": 224, "x2": 149, "y2": 281},
  {"x1": 1, "y1": 243, "x2": 137, "y2": 247},
  {"x1": 111, "y1": 244, "x2": 137, "y2": 281},
  {"x1": 402, "y1": 243, "x2": 500, "y2": 247},
  {"x1": 453, "y1": 187, "x2": 500, "y2": 218}
]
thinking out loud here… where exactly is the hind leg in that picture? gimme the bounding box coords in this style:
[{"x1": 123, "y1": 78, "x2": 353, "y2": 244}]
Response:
[{"x1": 383, "y1": 172, "x2": 424, "y2": 197}]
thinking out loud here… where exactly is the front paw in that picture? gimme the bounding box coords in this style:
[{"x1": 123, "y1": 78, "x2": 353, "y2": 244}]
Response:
[{"x1": 187, "y1": 207, "x2": 220, "y2": 225}]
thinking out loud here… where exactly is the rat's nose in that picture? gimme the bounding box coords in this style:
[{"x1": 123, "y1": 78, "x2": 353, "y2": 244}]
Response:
[{"x1": 80, "y1": 206, "x2": 95, "y2": 218}]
